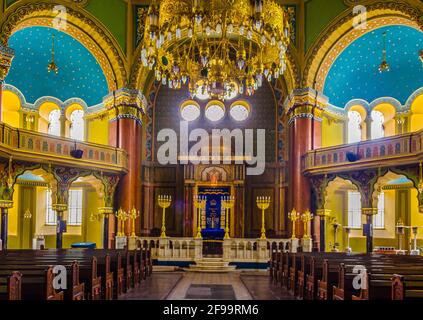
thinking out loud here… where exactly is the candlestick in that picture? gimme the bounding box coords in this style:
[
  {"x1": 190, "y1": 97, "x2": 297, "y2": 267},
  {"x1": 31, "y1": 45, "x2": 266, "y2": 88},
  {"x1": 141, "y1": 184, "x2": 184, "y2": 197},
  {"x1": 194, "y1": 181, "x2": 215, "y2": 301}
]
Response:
[
  {"x1": 158, "y1": 195, "x2": 172, "y2": 238},
  {"x1": 222, "y1": 196, "x2": 235, "y2": 239},
  {"x1": 256, "y1": 196, "x2": 271, "y2": 240},
  {"x1": 288, "y1": 209, "x2": 300, "y2": 239},
  {"x1": 193, "y1": 195, "x2": 206, "y2": 239}
]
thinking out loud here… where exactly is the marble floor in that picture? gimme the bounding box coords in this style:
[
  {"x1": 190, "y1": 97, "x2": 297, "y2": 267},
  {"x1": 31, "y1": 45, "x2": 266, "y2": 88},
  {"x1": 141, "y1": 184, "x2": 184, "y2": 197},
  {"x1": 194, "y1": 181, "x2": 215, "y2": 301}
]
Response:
[{"x1": 119, "y1": 271, "x2": 295, "y2": 300}]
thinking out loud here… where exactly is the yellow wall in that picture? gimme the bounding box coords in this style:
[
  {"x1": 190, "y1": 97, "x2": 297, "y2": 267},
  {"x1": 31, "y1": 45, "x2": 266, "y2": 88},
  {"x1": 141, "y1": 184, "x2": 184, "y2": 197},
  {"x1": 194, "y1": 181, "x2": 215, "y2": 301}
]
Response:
[
  {"x1": 322, "y1": 117, "x2": 345, "y2": 147},
  {"x1": 2, "y1": 91, "x2": 21, "y2": 128},
  {"x1": 87, "y1": 115, "x2": 109, "y2": 145},
  {"x1": 7, "y1": 189, "x2": 20, "y2": 249}
]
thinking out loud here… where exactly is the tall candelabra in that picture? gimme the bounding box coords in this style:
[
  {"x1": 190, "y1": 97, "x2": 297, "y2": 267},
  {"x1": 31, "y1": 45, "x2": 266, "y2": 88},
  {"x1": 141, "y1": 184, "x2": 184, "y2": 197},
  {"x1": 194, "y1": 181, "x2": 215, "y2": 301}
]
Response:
[
  {"x1": 301, "y1": 210, "x2": 314, "y2": 240},
  {"x1": 193, "y1": 195, "x2": 206, "y2": 239},
  {"x1": 115, "y1": 208, "x2": 129, "y2": 237},
  {"x1": 256, "y1": 197, "x2": 271, "y2": 240},
  {"x1": 129, "y1": 207, "x2": 140, "y2": 237},
  {"x1": 288, "y1": 209, "x2": 300, "y2": 239},
  {"x1": 158, "y1": 195, "x2": 172, "y2": 238},
  {"x1": 222, "y1": 196, "x2": 235, "y2": 240}
]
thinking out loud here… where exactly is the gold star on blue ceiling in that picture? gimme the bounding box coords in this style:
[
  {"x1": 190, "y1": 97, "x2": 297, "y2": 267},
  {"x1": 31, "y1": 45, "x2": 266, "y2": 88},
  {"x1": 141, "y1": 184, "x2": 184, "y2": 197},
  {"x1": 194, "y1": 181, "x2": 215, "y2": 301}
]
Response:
[
  {"x1": 5, "y1": 26, "x2": 108, "y2": 106},
  {"x1": 324, "y1": 25, "x2": 423, "y2": 107}
]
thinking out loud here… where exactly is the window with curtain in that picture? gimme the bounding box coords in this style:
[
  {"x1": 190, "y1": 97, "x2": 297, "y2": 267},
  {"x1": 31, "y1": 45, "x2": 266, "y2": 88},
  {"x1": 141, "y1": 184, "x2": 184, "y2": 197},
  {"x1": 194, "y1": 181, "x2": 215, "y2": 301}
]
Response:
[
  {"x1": 45, "y1": 189, "x2": 83, "y2": 226},
  {"x1": 48, "y1": 109, "x2": 61, "y2": 137},
  {"x1": 347, "y1": 191, "x2": 362, "y2": 228},
  {"x1": 371, "y1": 110, "x2": 385, "y2": 140},
  {"x1": 348, "y1": 111, "x2": 362, "y2": 144},
  {"x1": 45, "y1": 189, "x2": 56, "y2": 225},
  {"x1": 373, "y1": 192, "x2": 385, "y2": 229},
  {"x1": 69, "y1": 110, "x2": 84, "y2": 141}
]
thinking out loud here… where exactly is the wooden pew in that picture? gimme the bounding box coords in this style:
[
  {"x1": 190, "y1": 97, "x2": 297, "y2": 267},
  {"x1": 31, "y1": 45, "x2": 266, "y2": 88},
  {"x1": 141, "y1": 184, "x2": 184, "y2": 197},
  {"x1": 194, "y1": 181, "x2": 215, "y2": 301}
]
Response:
[{"x1": 0, "y1": 271, "x2": 21, "y2": 300}]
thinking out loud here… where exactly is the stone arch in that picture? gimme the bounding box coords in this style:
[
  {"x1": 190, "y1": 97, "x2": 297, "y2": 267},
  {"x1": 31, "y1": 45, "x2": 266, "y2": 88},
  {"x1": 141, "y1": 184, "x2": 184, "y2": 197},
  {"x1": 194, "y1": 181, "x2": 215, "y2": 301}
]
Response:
[
  {"x1": 0, "y1": 1, "x2": 127, "y2": 91},
  {"x1": 303, "y1": 1, "x2": 423, "y2": 90}
]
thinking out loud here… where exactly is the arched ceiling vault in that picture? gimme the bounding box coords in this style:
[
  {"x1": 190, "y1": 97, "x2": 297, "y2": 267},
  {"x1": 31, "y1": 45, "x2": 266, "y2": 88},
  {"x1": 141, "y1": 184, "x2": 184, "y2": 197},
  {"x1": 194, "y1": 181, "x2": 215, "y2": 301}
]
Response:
[
  {"x1": 303, "y1": 1, "x2": 423, "y2": 92},
  {"x1": 0, "y1": 1, "x2": 128, "y2": 92}
]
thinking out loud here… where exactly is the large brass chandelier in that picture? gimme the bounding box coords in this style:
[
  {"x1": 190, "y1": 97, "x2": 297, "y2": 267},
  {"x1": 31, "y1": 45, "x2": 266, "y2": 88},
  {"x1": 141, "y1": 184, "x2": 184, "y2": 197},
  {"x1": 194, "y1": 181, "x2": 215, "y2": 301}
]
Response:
[{"x1": 141, "y1": 0, "x2": 292, "y2": 100}]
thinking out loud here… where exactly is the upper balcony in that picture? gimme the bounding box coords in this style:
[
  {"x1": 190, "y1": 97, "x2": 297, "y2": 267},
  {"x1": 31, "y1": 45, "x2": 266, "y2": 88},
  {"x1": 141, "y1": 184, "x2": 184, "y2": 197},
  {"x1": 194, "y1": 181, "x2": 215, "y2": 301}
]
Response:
[
  {"x1": 0, "y1": 122, "x2": 128, "y2": 174},
  {"x1": 303, "y1": 130, "x2": 423, "y2": 176}
]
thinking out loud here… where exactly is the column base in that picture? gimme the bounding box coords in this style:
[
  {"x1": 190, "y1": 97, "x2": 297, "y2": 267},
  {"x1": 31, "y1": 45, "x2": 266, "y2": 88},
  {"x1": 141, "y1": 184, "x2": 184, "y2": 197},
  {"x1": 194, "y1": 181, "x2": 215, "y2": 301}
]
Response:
[
  {"x1": 301, "y1": 238, "x2": 313, "y2": 252},
  {"x1": 115, "y1": 236, "x2": 128, "y2": 249}
]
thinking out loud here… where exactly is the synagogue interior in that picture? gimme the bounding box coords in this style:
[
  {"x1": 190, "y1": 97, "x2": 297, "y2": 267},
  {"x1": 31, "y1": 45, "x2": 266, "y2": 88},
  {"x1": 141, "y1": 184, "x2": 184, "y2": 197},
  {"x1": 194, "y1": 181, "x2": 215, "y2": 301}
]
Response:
[{"x1": 0, "y1": 0, "x2": 422, "y2": 301}]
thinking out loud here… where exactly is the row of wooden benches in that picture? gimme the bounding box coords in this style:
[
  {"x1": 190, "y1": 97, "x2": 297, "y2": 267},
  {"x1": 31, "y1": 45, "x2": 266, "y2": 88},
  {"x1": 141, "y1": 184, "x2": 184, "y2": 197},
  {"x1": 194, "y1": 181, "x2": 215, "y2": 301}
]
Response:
[
  {"x1": 269, "y1": 251, "x2": 423, "y2": 300},
  {"x1": 0, "y1": 248, "x2": 153, "y2": 300}
]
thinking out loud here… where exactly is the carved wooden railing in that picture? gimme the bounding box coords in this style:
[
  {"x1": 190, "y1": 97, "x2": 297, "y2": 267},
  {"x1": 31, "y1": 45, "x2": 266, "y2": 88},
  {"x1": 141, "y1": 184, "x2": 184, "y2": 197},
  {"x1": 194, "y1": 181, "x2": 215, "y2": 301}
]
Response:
[
  {"x1": 0, "y1": 122, "x2": 127, "y2": 173},
  {"x1": 303, "y1": 130, "x2": 423, "y2": 175}
]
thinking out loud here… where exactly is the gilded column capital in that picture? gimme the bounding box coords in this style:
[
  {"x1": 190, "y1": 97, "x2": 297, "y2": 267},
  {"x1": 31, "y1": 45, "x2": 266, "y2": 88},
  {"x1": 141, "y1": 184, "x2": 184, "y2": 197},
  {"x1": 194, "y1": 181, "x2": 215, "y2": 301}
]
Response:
[
  {"x1": 0, "y1": 45, "x2": 14, "y2": 82},
  {"x1": 104, "y1": 88, "x2": 147, "y2": 125},
  {"x1": 284, "y1": 88, "x2": 328, "y2": 125},
  {"x1": 0, "y1": 200, "x2": 13, "y2": 209},
  {"x1": 52, "y1": 203, "x2": 68, "y2": 212},
  {"x1": 362, "y1": 208, "x2": 378, "y2": 216}
]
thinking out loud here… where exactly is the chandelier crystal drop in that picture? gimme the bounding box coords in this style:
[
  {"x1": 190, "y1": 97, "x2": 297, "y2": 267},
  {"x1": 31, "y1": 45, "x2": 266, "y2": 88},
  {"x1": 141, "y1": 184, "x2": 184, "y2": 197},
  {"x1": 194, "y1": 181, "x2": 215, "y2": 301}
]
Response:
[{"x1": 141, "y1": 0, "x2": 292, "y2": 101}]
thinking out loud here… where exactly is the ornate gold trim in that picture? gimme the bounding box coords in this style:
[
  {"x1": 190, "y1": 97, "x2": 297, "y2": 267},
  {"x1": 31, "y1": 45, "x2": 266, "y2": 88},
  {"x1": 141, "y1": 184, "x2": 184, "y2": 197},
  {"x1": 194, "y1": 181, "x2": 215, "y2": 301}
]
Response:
[
  {"x1": 362, "y1": 207, "x2": 378, "y2": 216},
  {"x1": 316, "y1": 208, "x2": 332, "y2": 218},
  {"x1": 0, "y1": 200, "x2": 13, "y2": 209}
]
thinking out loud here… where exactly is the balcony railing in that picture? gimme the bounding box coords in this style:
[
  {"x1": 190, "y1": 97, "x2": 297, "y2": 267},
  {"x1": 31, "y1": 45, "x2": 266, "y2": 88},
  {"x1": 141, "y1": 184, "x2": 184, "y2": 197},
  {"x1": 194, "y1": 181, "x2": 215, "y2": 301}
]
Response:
[
  {"x1": 0, "y1": 122, "x2": 127, "y2": 173},
  {"x1": 303, "y1": 130, "x2": 423, "y2": 175}
]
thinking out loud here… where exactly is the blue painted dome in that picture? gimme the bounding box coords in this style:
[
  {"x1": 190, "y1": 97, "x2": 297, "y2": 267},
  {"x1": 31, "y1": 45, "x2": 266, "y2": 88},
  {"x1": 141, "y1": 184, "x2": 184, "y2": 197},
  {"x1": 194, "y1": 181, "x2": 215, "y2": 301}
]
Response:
[
  {"x1": 324, "y1": 25, "x2": 423, "y2": 108},
  {"x1": 5, "y1": 26, "x2": 108, "y2": 106}
]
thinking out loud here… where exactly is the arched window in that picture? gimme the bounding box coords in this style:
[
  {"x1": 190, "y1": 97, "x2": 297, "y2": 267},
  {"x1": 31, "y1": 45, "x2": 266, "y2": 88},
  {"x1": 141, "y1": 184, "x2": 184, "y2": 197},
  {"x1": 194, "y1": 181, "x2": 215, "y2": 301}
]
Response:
[
  {"x1": 48, "y1": 109, "x2": 61, "y2": 137},
  {"x1": 70, "y1": 109, "x2": 85, "y2": 141},
  {"x1": 348, "y1": 111, "x2": 362, "y2": 143},
  {"x1": 347, "y1": 191, "x2": 362, "y2": 228},
  {"x1": 371, "y1": 110, "x2": 385, "y2": 140},
  {"x1": 373, "y1": 192, "x2": 385, "y2": 229}
]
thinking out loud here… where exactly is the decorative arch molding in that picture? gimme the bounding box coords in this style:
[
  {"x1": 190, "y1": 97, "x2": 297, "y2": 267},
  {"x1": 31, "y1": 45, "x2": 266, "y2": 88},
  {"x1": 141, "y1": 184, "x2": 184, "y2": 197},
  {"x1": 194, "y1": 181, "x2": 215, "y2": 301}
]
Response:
[
  {"x1": 303, "y1": 1, "x2": 423, "y2": 91},
  {"x1": 33, "y1": 96, "x2": 88, "y2": 112},
  {"x1": 369, "y1": 97, "x2": 404, "y2": 112},
  {"x1": 405, "y1": 87, "x2": 423, "y2": 110},
  {"x1": 345, "y1": 99, "x2": 371, "y2": 113},
  {"x1": 0, "y1": 1, "x2": 127, "y2": 91},
  {"x1": 3, "y1": 83, "x2": 27, "y2": 106}
]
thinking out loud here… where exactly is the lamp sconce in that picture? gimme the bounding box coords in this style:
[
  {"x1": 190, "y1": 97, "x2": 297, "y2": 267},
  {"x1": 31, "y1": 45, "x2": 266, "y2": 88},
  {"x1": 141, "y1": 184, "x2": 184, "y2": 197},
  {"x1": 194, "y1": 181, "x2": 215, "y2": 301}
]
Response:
[
  {"x1": 24, "y1": 209, "x2": 32, "y2": 220},
  {"x1": 90, "y1": 212, "x2": 102, "y2": 222}
]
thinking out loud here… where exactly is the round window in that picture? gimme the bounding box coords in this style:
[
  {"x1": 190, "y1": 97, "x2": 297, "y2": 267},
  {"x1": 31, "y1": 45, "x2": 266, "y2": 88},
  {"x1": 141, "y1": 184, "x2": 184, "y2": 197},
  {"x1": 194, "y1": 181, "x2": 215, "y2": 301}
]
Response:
[
  {"x1": 205, "y1": 103, "x2": 225, "y2": 122},
  {"x1": 230, "y1": 103, "x2": 250, "y2": 121},
  {"x1": 180, "y1": 103, "x2": 201, "y2": 122}
]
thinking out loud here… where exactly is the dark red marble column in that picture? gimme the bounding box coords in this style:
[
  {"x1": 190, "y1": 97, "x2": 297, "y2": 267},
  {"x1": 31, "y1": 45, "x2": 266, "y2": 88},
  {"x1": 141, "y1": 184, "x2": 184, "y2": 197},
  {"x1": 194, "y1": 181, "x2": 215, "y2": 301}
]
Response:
[
  {"x1": 106, "y1": 90, "x2": 144, "y2": 238},
  {"x1": 287, "y1": 89, "x2": 326, "y2": 239}
]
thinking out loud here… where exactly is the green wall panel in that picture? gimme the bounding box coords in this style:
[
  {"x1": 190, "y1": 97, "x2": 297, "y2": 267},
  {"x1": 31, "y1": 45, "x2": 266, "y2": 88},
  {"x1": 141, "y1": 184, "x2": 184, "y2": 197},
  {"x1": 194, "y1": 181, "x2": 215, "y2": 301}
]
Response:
[
  {"x1": 305, "y1": 0, "x2": 348, "y2": 52},
  {"x1": 85, "y1": 0, "x2": 127, "y2": 53}
]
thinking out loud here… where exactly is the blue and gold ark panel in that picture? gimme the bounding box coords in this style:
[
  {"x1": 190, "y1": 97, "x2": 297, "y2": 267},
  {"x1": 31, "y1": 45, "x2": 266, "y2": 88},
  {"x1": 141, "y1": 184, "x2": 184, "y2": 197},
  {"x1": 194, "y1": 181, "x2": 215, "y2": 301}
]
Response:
[{"x1": 198, "y1": 187, "x2": 230, "y2": 240}]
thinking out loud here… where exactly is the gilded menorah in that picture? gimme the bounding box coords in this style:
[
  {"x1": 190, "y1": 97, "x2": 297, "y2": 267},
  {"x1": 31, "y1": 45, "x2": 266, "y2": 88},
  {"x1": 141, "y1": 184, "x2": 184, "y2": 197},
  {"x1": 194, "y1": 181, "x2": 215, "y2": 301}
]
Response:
[
  {"x1": 158, "y1": 195, "x2": 172, "y2": 238},
  {"x1": 115, "y1": 208, "x2": 129, "y2": 237},
  {"x1": 288, "y1": 209, "x2": 301, "y2": 239},
  {"x1": 193, "y1": 195, "x2": 206, "y2": 239},
  {"x1": 129, "y1": 207, "x2": 140, "y2": 237},
  {"x1": 301, "y1": 210, "x2": 314, "y2": 240},
  {"x1": 256, "y1": 196, "x2": 271, "y2": 240},
  {"x1": 221, "y1": 196, "x2": 235, "y2": 239}
]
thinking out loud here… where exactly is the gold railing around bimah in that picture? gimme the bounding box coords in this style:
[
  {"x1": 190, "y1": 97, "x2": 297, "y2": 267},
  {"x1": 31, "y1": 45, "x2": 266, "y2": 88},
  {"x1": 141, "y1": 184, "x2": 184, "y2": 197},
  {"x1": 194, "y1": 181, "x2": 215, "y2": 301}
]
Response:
[
  {"x1": 0, "y1": 122, "x2": 128, "y2": 173},
  {"x1": 302, "y1": 129, "x2": 423, "y2": 175}
]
